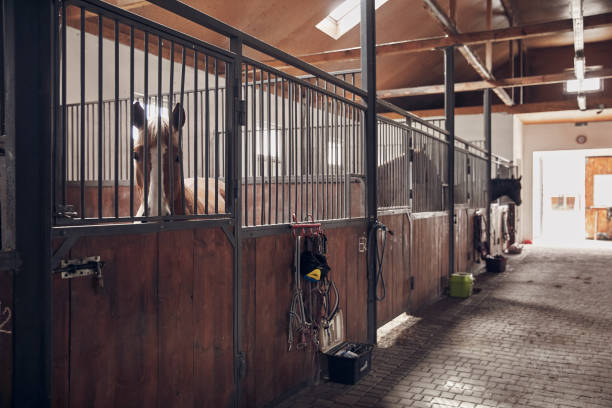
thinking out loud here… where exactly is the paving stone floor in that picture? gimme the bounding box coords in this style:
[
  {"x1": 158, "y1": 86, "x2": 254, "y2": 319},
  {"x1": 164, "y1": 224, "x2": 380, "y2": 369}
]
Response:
[{"x1": 275, "y1": 243, "x2": 612, "y2": 408}]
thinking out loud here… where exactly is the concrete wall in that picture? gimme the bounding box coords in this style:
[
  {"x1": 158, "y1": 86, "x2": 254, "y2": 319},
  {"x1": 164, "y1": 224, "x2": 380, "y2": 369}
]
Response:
[{"x1": 516, "y1": 120, "x2": 612, "y2": 241}]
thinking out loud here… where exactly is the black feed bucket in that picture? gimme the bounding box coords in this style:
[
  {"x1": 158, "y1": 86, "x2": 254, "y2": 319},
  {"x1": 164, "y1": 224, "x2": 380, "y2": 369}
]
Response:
[{"x1": 486, "y1": 255, "x2": 506, "y2": 273}]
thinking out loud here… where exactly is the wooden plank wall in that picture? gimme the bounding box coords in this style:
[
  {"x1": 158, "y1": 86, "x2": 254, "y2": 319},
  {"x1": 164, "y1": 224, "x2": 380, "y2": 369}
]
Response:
[
  {"x1": 409, "y1": 213, "x2": 449, "y2": 312},
  {"x1": 241, "y1": 224, "x2": 368, "y2": 407},
  {"x1": 585, "y1": 156, "x2": 612, "y2": 239},
  {"x1": 52, "y1": 228, "x2": 234, "y2": 408},
  {"x1": 0, "y1": 269, "x2": 12, "y2": 408},
  {"x1": 377, "y1": 214, "x2": 411, "y2": 327}
]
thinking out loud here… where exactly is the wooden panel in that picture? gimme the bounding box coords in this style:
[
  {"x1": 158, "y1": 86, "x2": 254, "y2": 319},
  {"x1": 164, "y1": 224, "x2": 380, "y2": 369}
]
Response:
[
  {"x1": 377, "y1": 214, "x2": 408, "y2": 328},
  {"x1": 585, "y1": 156, "x2": 612, "y2": 239},
  {"x1": 68, "y1": 233, "x2": 159, "y2": 407},
  {"x1": 158, "y1": 229, "x2": 195, "y2": 408},
  {"x1": 52, "y1": 237, "x2": 70, "y2": 408},
  {"x1": 253, "y1": 234, "x2": 309, "y2": 407},
  {"x1": 193, "y1": 228, "x2": 234, "y2": 408},
  {"x1": 344, "y1": 225, "x2": 368, "y2": 342},
  {"x1": 0, "y1": 269, "x2": 13, "y2": 408},
  {"x1": 240, "y1": 225, "x2": 368, "y2": 407},
  {"x1": 409, "y1": 213, "x2": 449, "y2": 312},
  {"x1": 241, "y1": 238, "x2": 257, "y2": 407}
]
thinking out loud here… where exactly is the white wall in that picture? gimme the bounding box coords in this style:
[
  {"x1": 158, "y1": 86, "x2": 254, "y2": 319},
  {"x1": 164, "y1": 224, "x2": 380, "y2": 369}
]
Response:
[
  {"x1": 516, "y1": 120, "x2": 612, "y2": 241},
  {"x1": 455, "y1": 112, "x2": 514, "y2": 160}
]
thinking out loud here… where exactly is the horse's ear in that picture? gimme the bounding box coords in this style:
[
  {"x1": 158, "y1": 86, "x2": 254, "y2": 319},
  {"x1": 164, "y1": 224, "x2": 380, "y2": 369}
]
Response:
[
  {"x1": 133, "y1": 102, "x2": 145, "y2": 130},
  {"x1": 172, "y1": 103, "x2": 186, "y2": 129},
  {"x1": 518, "y1": 176, "x2": 522, "y2": 182}
]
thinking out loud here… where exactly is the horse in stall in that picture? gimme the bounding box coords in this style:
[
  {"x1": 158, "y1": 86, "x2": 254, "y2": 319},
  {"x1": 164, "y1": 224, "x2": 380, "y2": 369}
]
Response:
[
  {"x1": 490, "y1": 176, "x2": 521, "y2": 205},
  {"x1": 132, "y1": 102, "x2": 225, "y2": 217}
]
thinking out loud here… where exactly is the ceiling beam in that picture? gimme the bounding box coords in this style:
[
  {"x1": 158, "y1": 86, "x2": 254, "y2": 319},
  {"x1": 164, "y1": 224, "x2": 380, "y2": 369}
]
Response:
[
  {"x1": 382, "y1": 95, "x2": 612, "y2": 117},
  {"x1": 262, "y1": 11, "x2": 612, "y2": 69},
  {"x1": 423, "y1": 0, "x2": 514, "y2": 106},
  {"x1": 377, "y1": 68, "x2": 612, "y2": 98}
]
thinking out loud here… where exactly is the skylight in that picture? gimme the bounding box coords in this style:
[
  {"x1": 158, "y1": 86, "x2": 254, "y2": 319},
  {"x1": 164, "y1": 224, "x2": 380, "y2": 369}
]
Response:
[
  {"x1": 316, "y1": 0, "x2": 389, "y2": 40},
  {"x1": 565, "y1": 78, "x2": 602, "y2": 93}
]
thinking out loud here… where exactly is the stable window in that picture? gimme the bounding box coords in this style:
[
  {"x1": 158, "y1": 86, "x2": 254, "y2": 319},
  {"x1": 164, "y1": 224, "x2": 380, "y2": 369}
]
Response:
[{"x1": 593, "y1": 174, "x2": 612, "y2": 207}]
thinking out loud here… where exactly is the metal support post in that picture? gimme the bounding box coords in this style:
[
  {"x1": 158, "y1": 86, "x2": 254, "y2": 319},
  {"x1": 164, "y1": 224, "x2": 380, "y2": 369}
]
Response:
[
  {"x1": 444, "y1": 46, "x2": 455, "y2": 276},
  {"x1": 361, "y1": 0, "x2": 377, "y2": 345},
  {"x1": 228, "y1": 36, "x2": 244, "y2": 408},
  {"x1": 484, "y1": 89, "x2": 492, "y2": 251},
  {"x1": 10, "y1": 0, "x2": 54, "y2": 406}
]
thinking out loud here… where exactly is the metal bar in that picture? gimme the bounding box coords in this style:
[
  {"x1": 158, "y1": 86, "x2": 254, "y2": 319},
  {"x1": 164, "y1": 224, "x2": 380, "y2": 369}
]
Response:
[
  {"x1": 61, "y1": 0, "x2": 67, "y2": 208},
  {"x1": 251, "y1": 65, "x2": 256, "y2": 225},
  {"x1": 54, "y1": 216, "x2": 232, "y2": 237},
  {"x1": 215, "y1": 58, "x2": 219, "y2": 213},
  {"x1": 299, "y1": 85, "x2": 304, "y2": 221},
  {"x1": 80, "y1": 7, "x2": 85, "y2": 219},
  {"x1": 158, "y1": 36, "x2": 163, "y2": 216},
  {"x1": 259, "y1": 69, "x2": 264, "y2": 224},
  {"x1": 274, "y1": 75, "x2": 279, "y2": 224},
  {"x1": 288, "y1": 80, "x2": 292, "y2": 222},
  {"x1": 129, "y1": 26, "x2": 135, "y2": 217},
  {"x1": 281, "y1": 78, "x2": 286, "y2": 223},
  {"x1": 114, "y1": 20, "x2": 119, "y2": 218},
  {"x1": 169, "y1": 41, "x2": 175, "y2": 215},
  {"x1": 97, "y1": 15, "x2": 103, "y2": 219},
  {"x1": 194, "y1": 50, "x2": 198, "y2": 214},
  {"x1": 179, "y1": 46, "x2": 186, "y2": 213},
  {"x1": 445, "y1": 46, "x2": 455, "y2": 276},
  {"x1": 205, "y1": 55, "x2": 210, "y2": 214},
  {"x1": 267, "y1": 71, "x2": 272, "y2": 223},
  {"x1": 143, "y1": 32, "x2": 149, "y2": 216},
  {"x1": 361, "y1": 0, "x2": 378, "y2": 345}
]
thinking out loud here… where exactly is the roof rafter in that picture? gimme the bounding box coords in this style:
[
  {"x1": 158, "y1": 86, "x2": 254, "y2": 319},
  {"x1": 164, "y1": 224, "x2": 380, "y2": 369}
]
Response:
[{"x1": 423, "y1": 0, "x2": 514, "y2": 106}]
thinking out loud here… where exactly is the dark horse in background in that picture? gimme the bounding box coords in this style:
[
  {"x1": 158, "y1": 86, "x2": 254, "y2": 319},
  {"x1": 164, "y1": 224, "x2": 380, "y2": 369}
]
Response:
[{"x1": 490, "y1": 176, "x2": 521, "y2": 205}]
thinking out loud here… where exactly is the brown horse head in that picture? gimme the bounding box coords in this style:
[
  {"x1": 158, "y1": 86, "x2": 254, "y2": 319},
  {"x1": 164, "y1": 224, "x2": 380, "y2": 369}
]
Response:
[{"x1": 132, "y1": 102, "x2": 185, "y2": 217}]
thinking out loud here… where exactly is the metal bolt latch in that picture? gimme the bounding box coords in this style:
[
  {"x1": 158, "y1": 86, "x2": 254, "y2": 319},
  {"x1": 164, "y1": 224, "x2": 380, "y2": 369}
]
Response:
[{"x1": 55, "y1": 256, "x2": 105, "y2": 288}]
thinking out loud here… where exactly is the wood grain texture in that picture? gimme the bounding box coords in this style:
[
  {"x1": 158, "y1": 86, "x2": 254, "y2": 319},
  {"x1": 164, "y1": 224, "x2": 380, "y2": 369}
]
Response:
[{"x1": 68, "y1": 233, "x2": 159, "y2": 408}]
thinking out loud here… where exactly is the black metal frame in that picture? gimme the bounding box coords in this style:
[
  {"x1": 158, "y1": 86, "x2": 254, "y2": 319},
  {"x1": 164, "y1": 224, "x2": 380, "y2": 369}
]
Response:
[{"x1": 445, "y1": 46, "x2": 455, "y2": 276}]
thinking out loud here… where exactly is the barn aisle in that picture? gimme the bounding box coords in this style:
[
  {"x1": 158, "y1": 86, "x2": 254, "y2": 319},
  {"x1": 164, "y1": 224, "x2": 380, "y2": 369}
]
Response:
[{"x1": 276, "y1": 243, "x2": 612, "y2": 408}]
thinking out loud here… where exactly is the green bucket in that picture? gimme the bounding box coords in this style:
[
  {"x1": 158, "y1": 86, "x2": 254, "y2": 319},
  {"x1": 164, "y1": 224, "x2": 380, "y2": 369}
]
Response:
[{"x1": 450, "y1": 273, "x2": 474, "y2": 298}]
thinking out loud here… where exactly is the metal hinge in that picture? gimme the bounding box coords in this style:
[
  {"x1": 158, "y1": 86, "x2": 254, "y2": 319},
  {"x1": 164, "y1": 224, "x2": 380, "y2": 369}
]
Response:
[
  {"x1": 235, "y1": 99, "x2": 247, "y2": 126},
  {"x1": 410, "y1": 276, "x2": 415, "y2": 290},
  {"x1": 409, "y1": 149, "x2": 414, "y2": 162},
  {"x1": 409, "y1": 190, "x2": 413, "y2": 199},
  {"x1": 54, "y1": 256, "x2": 105, "y2": 288}
]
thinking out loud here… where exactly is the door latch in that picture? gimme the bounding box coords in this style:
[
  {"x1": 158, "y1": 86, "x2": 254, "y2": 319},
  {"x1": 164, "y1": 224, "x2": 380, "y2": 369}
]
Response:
[{"x1": 55, "y1": 256, "x2": 105, "y2": 288}]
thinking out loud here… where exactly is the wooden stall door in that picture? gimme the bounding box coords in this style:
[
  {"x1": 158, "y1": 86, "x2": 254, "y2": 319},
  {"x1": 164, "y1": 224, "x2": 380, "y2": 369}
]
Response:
[
  {"x1": 585, "y1": 156, "x2": 612, "y2": 239},
  {"x1": 53, "y1": 228, "x2": 234, "y2": 408}
]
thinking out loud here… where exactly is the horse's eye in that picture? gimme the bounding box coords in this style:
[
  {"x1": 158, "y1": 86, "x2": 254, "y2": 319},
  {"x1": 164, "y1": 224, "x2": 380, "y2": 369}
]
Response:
[
  {"x1": 133, "y1": 151, "x2": 140, "y2": 161},
  {"x1": 175, "y1": 155, "x2": 180, "y2": 163}
]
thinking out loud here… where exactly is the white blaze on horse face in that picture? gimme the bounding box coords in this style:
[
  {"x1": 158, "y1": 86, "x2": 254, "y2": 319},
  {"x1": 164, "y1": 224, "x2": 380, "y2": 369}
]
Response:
[{"x1": 148, "y1": 145, "x2": 171, "y2": 216}]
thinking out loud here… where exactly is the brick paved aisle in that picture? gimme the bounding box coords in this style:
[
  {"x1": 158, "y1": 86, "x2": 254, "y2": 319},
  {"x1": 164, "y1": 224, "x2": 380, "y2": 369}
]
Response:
[{"x1": 275, "y1": 243, "x2": 612, "y2": 408}]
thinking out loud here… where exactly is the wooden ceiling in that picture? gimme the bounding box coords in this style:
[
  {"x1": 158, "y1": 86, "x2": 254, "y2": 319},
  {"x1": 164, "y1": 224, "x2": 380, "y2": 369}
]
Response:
[{"x1": 100, "y1": 0, "x2": 612, "y2": 114}]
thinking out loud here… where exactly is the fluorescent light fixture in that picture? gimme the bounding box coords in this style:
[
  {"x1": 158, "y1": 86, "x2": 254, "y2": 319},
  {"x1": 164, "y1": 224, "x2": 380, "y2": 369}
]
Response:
[
  {"x1": 574, "y1": 57, "x2": 585, "y2": 80},
  {"x1": 577, "y1": 94, "x2": 587, "y2": 111},
  {"x1": 316, "y1": 0, "x2": 389, "y2": 40},
  {"x1": 566, "y1": 78, "x2": 602, "y2": 93}
]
